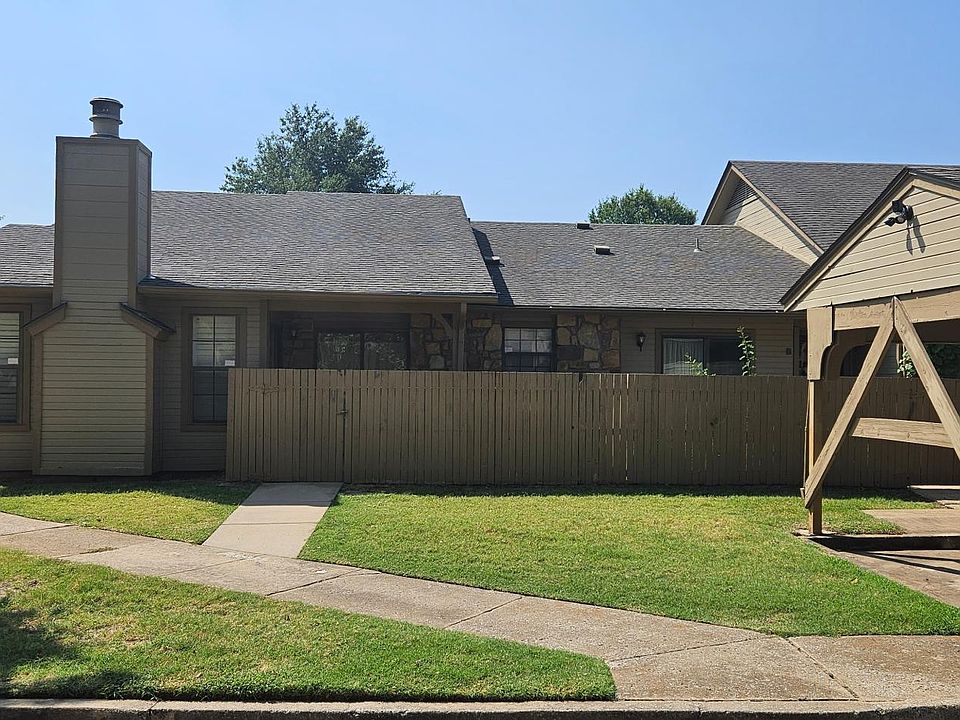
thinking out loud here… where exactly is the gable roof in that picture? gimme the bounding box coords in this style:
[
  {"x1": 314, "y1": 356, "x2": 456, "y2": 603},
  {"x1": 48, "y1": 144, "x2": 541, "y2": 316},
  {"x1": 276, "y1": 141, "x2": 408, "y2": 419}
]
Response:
[
  {"x1": 0, "y1": 224, "x2": 54, "y2": 287},
  {"x1": 718, "y1": 161, "x2": 909, "y2": 252},
  {"x1": 781, "y1": 165, "x2": 960, "y2": 309},
  {"x1": 0, "y1": 191, "x2": 497, "y2": 297},
  {"x1": 472, "y1": 222, "x2": 807, "y2": 312}
]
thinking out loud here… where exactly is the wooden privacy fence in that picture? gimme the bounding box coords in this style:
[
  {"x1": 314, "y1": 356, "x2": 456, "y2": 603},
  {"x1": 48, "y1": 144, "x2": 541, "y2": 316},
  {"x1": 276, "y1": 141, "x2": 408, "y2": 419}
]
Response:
[{"x1": 225, "y1": 369, "x2": 960, "y2": 487}]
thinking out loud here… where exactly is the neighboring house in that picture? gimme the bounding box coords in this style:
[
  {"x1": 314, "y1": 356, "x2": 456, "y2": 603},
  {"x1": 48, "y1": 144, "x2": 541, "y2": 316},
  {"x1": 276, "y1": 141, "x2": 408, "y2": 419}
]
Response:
[
  {"x1": 0, "y1": 99, "x2": 955, "y2": 475},
  {"x1": 467, "y1": 222, "x2": 805, "y2": 375}
]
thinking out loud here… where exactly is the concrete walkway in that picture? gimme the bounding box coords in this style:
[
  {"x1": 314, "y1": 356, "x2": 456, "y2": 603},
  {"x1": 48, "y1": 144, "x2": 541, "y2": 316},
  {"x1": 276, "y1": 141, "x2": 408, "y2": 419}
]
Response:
[
  {"x1": 202, "y1": 482, "x2": 341, "y2": 557},
  {"x1": 847, "y1": 504, "x2": 960, "y2": 605},
  {"x1": 910, "y1": 484, "x2": 960, "y2": 509},
  {"x1": 864, "y1": 508, "x2": 960, "y2": 534},
  {"x1": 0, "y1": 511, "x2": 958, "y2": 704}
]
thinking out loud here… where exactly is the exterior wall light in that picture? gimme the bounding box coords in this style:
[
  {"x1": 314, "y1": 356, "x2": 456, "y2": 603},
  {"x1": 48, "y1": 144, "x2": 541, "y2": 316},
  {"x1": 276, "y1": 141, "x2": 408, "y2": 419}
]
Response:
[
  {"x1": 636, "y1": 332, "x2": 646, "y2": 350},
  {"x1": 883, "y1": 199, "x2": 914, "y2": 227}
]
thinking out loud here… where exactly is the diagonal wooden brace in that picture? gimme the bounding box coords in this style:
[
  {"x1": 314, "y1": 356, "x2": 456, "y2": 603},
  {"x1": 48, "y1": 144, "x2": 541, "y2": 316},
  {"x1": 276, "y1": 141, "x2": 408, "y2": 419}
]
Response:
[
  {"x1": 803, "y1": 303, "x2": 895, "y2": 508},
  {"x1": 893, "y1": 298, "x2": 960, "y2": 462}
]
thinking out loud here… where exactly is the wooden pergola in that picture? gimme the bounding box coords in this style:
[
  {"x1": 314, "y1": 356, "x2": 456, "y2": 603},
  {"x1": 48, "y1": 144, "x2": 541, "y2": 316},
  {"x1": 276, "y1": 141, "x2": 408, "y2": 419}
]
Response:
[{"x1": 782, "y1": 170, "x2": 960, "y2": 533}]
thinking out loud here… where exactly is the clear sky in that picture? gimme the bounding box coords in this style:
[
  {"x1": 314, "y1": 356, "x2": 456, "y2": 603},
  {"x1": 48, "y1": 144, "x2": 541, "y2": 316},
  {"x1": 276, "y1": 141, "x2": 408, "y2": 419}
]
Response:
[{"x1": 2, "y1": 0, "x2": 958, "y2": 226}]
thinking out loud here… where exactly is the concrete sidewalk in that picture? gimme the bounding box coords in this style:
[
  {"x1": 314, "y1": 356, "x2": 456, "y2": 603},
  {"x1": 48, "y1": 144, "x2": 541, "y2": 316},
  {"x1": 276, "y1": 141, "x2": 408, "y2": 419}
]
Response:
[
  {"x1": 0, "y1": 511, "x2": 958, "y2": 704},
  {"x1": 202, "y1": 482, "x2": 341, "y2": 557}
]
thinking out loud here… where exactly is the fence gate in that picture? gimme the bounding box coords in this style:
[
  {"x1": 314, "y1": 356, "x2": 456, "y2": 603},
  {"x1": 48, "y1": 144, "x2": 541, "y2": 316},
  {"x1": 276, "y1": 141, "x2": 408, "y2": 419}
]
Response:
[{"x1": 226, "y1": 369, "x2": 347, "y2": 483}]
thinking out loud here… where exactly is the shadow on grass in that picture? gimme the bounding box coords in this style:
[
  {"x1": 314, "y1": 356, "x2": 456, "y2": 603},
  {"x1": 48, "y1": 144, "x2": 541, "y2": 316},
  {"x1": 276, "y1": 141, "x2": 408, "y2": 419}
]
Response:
[
  {"x1": 0, "y1": 597, "x2": 139, "y2": 699},
  {"x1": 0, "y1": 473, "x2": 255, "y2": 506},
  {"x1": 335, "y1": 482, "x2": 924, "y2": 503}
]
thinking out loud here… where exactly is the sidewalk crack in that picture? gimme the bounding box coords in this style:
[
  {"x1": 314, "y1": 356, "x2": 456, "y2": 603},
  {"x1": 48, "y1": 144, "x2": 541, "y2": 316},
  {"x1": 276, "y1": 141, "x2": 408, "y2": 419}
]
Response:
[
  {"x1": 607, "y1": 635, "x2": 759, "y2": 665},
  {"x1": 786, "y1": 637, "x2": 859, "y2": 700},
  {"x1": 0, "y1": 524, "x2": 70, "y2": 537},
  {"x1": 263, "y1": 570, "x2": 364, "y2": 598},
  {"x1": 443, "y1": 595, "x2": 523, "y2": 630}
]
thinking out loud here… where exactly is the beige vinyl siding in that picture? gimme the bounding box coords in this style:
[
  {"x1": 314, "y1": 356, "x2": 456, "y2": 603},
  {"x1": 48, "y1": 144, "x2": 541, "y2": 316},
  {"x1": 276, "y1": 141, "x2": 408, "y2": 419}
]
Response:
[
  {"x1": 57, "y1": 140, "x2": 132, "y2": 305},
  {"x1": 146, "y1": 296, "x2": 263, "y2": 472},
  {"x1": 798, "y1": 186, "x2": 960, "y2": 309},
  {"x1": 0, "y1": 427, "x2": 31, "y2": 472},
  {"x1": 620, "y1": 312, "x2": 799, "y2": 375},
  {"x1": 136, "y1": 147, "x2": 151, "y2": 281},
  {"x1": 720, "y1": 180, "x2": 819, "y2": 265},
  {"x1": 38, "y1": 310, "x2": 148, "y2": 474},
  {"x1": 0, "y1": 298, "x2": 49, "y2": 472},
  {"x1": 39, "y1": 138, "x2": 152, "y2": 475}
]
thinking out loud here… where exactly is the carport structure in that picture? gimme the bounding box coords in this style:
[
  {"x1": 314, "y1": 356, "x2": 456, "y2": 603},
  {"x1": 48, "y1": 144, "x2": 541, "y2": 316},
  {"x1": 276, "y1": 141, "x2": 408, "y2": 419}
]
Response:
[{"x1": 782, "y1": 166, "x2": 960, "y2": 532}]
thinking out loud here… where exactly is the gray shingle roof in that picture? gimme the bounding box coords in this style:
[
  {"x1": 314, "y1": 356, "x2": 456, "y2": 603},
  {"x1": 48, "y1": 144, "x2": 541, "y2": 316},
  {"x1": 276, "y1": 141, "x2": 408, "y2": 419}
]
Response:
[
  {"x1": 730, "y1": 161, "x2": 909, "y2": 251},
  {"x1": 472, "y1": 222, "x2": 808, "y2": 311},
  {"x1": 146, "y1": 191, "x2": 495, "y2": 296},
  {"x1": 0, "y1": 224, "x2": 54, "y2": 287},
  {"x1": 0, "y1": 192, "x2": 495, "y2": 296},
  {"x1": 912, "y1": 165, "x2": 960, "y2": 186}
]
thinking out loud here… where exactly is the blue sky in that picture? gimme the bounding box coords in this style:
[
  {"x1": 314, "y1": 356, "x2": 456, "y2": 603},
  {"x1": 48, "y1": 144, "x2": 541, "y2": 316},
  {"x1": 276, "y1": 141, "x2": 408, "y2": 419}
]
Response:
[{"x1": 2, "y1": 0, "x2": 958, "y2": 226}]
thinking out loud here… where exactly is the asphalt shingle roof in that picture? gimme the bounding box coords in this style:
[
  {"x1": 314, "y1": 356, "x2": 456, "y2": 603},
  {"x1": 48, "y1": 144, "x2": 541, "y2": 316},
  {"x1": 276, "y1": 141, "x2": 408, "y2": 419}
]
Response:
[
  {"x1": 145, "y1": 191, "x2": 495, "y2": 296},
  {"x1": 472, "y1": 222, "x2": 808, "y2": 311},
  {"x1": 731, "y1": 161, "x2": 960, "y2": 251},
  {"x1": 730, "y1": 161, "x2": 908, "y2": 251},
  {"x1": 0, "y1": 224, "x2": 54, "y2": 287}
]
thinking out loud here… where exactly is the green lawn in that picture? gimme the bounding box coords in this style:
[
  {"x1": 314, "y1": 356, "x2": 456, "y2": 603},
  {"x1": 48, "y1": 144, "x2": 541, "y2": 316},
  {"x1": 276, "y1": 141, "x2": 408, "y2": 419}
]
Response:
[
  {"x1": 300, "y1": 488, "x2": 960, "y2": 637},
  {"x1": 0, "y1": 549, "x2": 613, "y2": 701},
  {"x1": 0, "y1": 479, "x2": 254, "y2": 543}
]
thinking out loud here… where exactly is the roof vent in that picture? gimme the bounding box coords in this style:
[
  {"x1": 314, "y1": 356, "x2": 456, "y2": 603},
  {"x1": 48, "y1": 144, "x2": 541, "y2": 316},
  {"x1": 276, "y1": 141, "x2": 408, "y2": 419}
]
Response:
[
  {"x1": 484, "y1": 255, "x2": 502, "y2": 265},
  {"x1": 693, "y1": 238, "x2": 703, "y2": 253},
  {"x1": 576, "y1": 222, "x2": 591, "y2": 230},
  {"x1": 90, "y1": 97, "x2": 123, "y2": 138},
  {"x1": 594, "y1": 245, "x2": 612, "y2": 255}
]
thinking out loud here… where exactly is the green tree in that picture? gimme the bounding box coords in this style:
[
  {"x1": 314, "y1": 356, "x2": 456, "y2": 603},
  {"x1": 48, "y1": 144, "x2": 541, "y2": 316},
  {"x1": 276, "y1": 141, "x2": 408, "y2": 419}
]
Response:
[
  {"x1": 589, "y1": 185, "x2": 696, "y2": 225},
  {"x1": 222, "y1": 104, "x2": 413, "y2": 194}
]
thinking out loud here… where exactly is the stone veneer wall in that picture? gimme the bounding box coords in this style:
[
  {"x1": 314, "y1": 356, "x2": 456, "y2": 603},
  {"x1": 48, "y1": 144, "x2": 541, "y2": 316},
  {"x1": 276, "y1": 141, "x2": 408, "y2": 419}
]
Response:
[
  {"x1": 410, "y1": 313, "x2": 455, "y2": 370},
  {"x1": 465, "y1": 311, "x2": 621, "y2": 372},
  {"x1": 465, "y1": 311, "x2": 504, "y2": 370},
  {"x1": 556, "y1": 313, "x2": 621, "y2": 372}
]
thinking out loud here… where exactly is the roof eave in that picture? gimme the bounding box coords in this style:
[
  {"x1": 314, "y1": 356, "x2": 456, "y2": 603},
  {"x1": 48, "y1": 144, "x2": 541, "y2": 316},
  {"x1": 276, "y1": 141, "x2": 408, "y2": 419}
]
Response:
[
  {"x1": 493, "y1": 302, "x2": 791, "y2": 314},
  {"x1": 701, "y1": 161, "x2": 737, "y2": 225},
  {"x1": 779, "y1": 166, "x2": 957, "y2": 310},
  {"x1": 137, "y1": 283, "x2": 500, "y2": 304}
]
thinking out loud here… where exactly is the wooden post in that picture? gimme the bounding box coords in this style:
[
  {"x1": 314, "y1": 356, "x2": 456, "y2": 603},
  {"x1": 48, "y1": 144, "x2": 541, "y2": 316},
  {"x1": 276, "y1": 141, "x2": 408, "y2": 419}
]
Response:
[
  {"x1": 456, "y1": 302, "x2": 467, "y2": 371},
  {"x1": 804, "y1": 305, "x2": 833, "y2": 534},
  {"x1": 806, "y1": 380, "x2": 825, "y2": 534}
]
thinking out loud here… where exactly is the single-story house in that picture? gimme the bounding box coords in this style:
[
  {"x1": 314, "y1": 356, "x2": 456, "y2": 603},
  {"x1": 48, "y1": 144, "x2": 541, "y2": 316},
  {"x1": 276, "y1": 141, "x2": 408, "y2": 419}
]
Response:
[{"x1": 0, "y1": 98, "x2": 955, "y2": 476}]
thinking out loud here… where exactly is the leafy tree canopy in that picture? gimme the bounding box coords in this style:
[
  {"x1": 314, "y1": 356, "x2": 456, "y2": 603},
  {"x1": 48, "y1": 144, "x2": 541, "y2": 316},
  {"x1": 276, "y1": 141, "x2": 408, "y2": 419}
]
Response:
[
  {"x1": 222, "y1": 104, "x2": 413, "y2": 195},
  {"x1": 589, "y1": 185, "x2": 696, "y2": 225}
]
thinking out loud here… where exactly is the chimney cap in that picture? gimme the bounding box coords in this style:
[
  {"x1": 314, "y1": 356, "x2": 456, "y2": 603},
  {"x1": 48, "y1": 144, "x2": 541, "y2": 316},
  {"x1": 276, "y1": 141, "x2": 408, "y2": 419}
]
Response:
[{"x1": 89, "y1": 97, "x2": 123, "y2": 137}]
